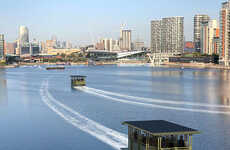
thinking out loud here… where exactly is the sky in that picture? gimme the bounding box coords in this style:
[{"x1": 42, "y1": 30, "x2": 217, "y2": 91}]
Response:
[{"x1": 0, "y1": 0, "x2": 223, "y2": 46}]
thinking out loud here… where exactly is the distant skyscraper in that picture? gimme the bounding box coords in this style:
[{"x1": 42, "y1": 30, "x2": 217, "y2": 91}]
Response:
[
  {"x1": 194, "y1": 15, "x2": 210, "y2": 52},
  {"x1": 19, "y1": 26, "x2": 29, "y2": 44},
  {"x1": 0, "y1": 34, "x2": 4, "y2": 59},
  {"x1": 151, "y1": 16, "x2": 184, "y2": 54},
  {"x1": 120, "y1": 30, "x2": 132, "y2": 51},
  {"x1": 220, "y1": 0, "x2": 230, "y2": 66}
]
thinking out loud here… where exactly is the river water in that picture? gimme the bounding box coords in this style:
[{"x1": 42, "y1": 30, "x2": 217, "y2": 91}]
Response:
[{"x1": 0, "y1": 65, "x2": 230, "y2": 150}]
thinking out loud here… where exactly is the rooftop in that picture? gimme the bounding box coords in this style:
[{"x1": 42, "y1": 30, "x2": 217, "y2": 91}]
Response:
[{"x1": 123, "y1": 120, "x2": 200, "y2": 136}]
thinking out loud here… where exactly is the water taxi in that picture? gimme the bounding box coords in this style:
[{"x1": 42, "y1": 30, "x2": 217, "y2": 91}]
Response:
[
  {"x1": 71, "y1": 75, "x2": 86, "y2": 87},
  {"x1": 46, "y1": 66, "x2": 65, "y2": 70},
  {"x1": 122, "y1": 120, "x2": 200, "y2": 150}
]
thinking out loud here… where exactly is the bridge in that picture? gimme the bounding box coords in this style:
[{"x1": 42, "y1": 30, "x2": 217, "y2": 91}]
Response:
[
  {"x1": 147, "y1": 52, "x2": 180, "y2": 65},
  {"x1": 117, "y1": 51, "x2": 146, "y2": 59}
]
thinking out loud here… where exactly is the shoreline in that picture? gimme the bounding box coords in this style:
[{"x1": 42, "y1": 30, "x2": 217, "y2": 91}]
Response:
[
  {"x1": 163, "y1": 62, "x2": 230, "y2": 70},
  {"x1": 1, "y1": 61, "x2": 230, "y2": 70}
]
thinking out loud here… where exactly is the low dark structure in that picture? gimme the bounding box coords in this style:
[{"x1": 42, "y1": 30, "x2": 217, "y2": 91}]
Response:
[
  {"x1": 46, "y1": 66, "x2": 65, "y2": 70},
  {"x1": 169, "y1": 56, "x2": 219, "y2": 64},
  {"x1": 122, "y1": 120, "x2": 200, "y2": 150}
]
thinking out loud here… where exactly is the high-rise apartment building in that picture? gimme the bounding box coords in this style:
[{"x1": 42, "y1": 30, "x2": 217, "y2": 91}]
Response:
[
  {"x1": 0, "y1": 34, "x2": 4, "y2": 60},
  {"x1": 194, "y1": 15, "x2": 210, "y2": 52},
  {"x1": 120, "y1": 30, "x2": 132, "y2": 51},
  {"x1": 151, "y1": 17, "x2": 184, "y2": 54},
  {"x1": 220, "y1": 0, "x2": 230, "y2": 66},
  {"x1": 200, "y1": 22, "x2": 209, "y2": 54}
]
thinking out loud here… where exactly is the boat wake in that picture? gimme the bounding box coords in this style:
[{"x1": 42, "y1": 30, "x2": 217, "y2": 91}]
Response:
[
  {"x1": 84, "y1": 87, "x2": 230, "y2": 109},
  {"x1": 76, "y1": 86, "x2": 230, "y2": 115},
  {"x1": 40, "y1": 81, "x2": 128, "y2": 150}
]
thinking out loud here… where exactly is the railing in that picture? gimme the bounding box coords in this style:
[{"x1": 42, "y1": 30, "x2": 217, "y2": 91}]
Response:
[{"x1": 160, "y1": 147, "x2": 189, "y2": 150}]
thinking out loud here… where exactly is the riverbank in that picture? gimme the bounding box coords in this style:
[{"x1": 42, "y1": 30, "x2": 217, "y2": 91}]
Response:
[
  {"x1": 0, "y1": 64, "x2": 19, "y2": 69},
  {"x1": 164, "y1": 62, "x2": 230, "y2": 70}
]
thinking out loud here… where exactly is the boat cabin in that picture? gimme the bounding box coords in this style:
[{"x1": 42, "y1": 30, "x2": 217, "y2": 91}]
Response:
[
  {"x1": 122, "y1": 120, "x2": 200, "y2": 150},
  {"x1": 71, "y1": 75, "x2": 86, "y2": 87}
]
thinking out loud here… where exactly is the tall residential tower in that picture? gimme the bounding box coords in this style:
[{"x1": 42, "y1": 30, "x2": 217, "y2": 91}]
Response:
[
  {"x1": 0, "y1": 34, "x2": 4, "y2": 60},
  {"x1": 194, "y1": 15, "x2": 210, "y2": 52},
  {"x1": 120, "y1": 30, "x2": 132, "y2": 51},
  {"x1": 151, "y1": 16, "x2": 184, "y2": 54},
  {"x1": 220, "y1": 0, "x2": 230, "y2": 66}
]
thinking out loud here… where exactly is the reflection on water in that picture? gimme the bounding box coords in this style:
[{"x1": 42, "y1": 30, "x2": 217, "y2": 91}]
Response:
[
  {"x1": 0, "y1": 69, "x2": 8, "y2": 105},
  {"x1": 219, "y1": 71, "x2": 230, "y2": 106}
]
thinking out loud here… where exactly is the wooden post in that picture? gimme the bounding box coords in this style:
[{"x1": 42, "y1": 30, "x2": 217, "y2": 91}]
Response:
[
  {"x1": 189, "y1": 135, "x2": 193, "y2": 150},
  {"x1": 138, "y1": 130, "x2": 141, "y2": 150},
  {"x1": 159, "y1": 137, "x2": 162, "y2": 150},
  {"x1": 146, "y1": 133, "x2": 149, "y2": 150}
]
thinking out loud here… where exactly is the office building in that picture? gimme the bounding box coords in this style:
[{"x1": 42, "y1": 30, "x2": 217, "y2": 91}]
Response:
[
  {"x1": 0, "y1": 34, "x2": 4, "y2": 59},
  {"x1": 151, "y1": 16, "x2": 184, "y2": 54},
  {"x1": 194, "y1": 14, "x2": 210, "y2": 52},
  {"x1": 120, "y1": 30, "x2": 132, "y2": 51},
  {"x1": 220, "y1": 0, "x2": 230, "y2": 66},
  {"x1": 19, "y1": 26, "x2": 29, "y2": 44}
]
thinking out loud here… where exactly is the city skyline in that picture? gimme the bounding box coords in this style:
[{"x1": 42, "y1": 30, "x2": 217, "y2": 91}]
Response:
[{"x1": 0, "y1": 0, "x2": 221, "y2": 46}]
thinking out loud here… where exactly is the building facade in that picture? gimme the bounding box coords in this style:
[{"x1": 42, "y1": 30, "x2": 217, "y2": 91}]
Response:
[
  {"x1": 19, "y1": 26, "x2": 29, "y2": 44},
  {"x1": 0, "y1": 34, "x2": 4, "y2": 60},
  {"x1": 220, "y1": 1, "x2": 230, "y2": 66},
  {"x1": 200, "y1": 22, "x2": 209, "y2": 54},
  {"x1": 120, "y1": 30, "x2": 132, "y2": 51},
  {"x1": 5, "y1": 42, "x2": 16, "y2": 55},
  {"x1": 151, "y1": 17, "x2": 184, "y2": 54},
  {"x1": 194, "y1": 14, "x2": 210, "y2": 52}
]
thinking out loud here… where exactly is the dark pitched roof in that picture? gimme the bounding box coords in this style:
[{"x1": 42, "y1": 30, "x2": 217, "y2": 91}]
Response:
[{"x1": 123, "y1": 120, "x2": 199, "y2": 135}]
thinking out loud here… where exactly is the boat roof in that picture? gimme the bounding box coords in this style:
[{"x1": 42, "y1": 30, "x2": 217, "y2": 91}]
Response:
[
  {"x1": 71, "y1": 75, "x2": 87, "y2": 78},
  {"x1": 123, "y1": 120, "x2": 200, "y2": 136}
]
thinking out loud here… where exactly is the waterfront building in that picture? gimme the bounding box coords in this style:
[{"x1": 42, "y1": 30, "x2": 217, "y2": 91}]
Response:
[
  {"x1": 20, "y1": 43, "x2": 30, "y2": 56},
  {"x1": 220, "y1": 0, "x2": 230, "y2": 66},
  {"x1": 194, "y1": 14, "x2": 210, "y2": 52},
  {"x1": 0, "y1": 34, "x2": 4, "y2": 60},
  {"x1": 30, "y1": 42, "x2": 40, "y2": 55},
  {"x1": 46, "y1": 48, "x2": 80, "y2": 55},
  {"x1": 200, "y1": 22, "x2": 209, "y2": 54},
  {"x1": 66, "y1": 41, "x2": 72, "y2": 49},
  {"x1": 134, "y1": 41, "x2": 145, "y2": 51},
  {"x1": 151, "y1": 16, "x2": 184, "y2": 54},
  {"x1": 185, "y1": 41, "x2": 195, "y2": 49},
  {"x1": 5, "y1": 42, "x2": 17, "y2": 55},
  {"x1": 200, "y1": 20, "x2": 219, "y2": 55},
  {"x1": 120, "y1": 30, "x2": 132, "y2": 51},
  {"x1": 46, "y1": 40, "x2": 56, "y2": 50}
]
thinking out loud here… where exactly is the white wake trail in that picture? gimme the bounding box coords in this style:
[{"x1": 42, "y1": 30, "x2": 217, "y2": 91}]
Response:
[
  {"x1": 85, "y1": 87, "x2": 230, "y2": 109},
  {"x1": 78, "y1": 87, "x2": 230, "y2": 115},
  {"x1": 40, "y1": 81, "x2": 128, "y2": 150}
]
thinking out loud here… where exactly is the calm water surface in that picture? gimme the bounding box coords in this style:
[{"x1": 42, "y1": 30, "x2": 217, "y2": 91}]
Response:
[{"x1": 0, "y1": 65, "x2": 230, "y2": 150}]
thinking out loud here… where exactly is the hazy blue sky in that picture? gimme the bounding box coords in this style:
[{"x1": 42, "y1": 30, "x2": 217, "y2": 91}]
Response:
[{"x1": 0, "y1": 0, "x2": 222, "y2": 46}]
